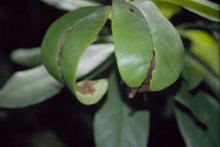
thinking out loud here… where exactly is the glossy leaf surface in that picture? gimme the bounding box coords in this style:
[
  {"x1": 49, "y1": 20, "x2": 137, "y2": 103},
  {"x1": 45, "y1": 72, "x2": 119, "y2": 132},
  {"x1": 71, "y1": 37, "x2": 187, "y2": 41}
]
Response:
[
  {"x1": 42, "y1": 6, "x2": 111, "y2": 105},
  {"x1": 112, "y1": 1, "x2": 184, "y2": 91},
  {"x1": 60, "y1": 7, "x2": 110, "y2": 105},
  {"x1": 94, "y1": 72, "x2": 150, "y2": 147},
  {"x1": 42, "y1": 6, "x2": 103, "y2": 82},
  {"x1": 112, "y1": 1, "x2": 154, "y2": 87}
]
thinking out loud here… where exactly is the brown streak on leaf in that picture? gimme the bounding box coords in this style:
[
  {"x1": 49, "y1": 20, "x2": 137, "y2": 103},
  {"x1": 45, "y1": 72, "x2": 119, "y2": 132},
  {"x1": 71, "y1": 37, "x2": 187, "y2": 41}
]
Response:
[
  {"x1": 129, "y1": 50, "x2": 157, "y2": 98},
  {"x1": 57, "y1": 27, "x2": 74, "y2": 66},
  {"x1": 76, "y1": 80, "x2": 97, "y2": 95}
]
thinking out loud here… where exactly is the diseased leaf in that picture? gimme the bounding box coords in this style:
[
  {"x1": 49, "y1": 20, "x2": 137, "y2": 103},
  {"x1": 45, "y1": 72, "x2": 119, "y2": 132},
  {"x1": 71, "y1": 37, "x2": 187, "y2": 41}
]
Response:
[
  {"x1": 60, "y1": 7, "x2": 111, "y2": 105},
  {"x1": 112, "y1": 1, "x2": 184, "y2": 92},
  {"x1": 41, "y1": 0, "x2": 100, "y2": 11},
  {"x1": 94, "y1": 72, "x2": 150, "y2": 147},
  {"x1": 42, "y1": 6, "x2": 104, "y2": 82},
  {"x1": 0, "y1": 66, "x2": 63, "y2": 108},
  {"x1": 11, "y1": 44, "x2": 114, "y2": 78},
  {"x1": 154, "y1": 0, "x2": 220, "y2": 22},
  {"x1": 181, "y1": 30, "x2": 220, "y2": 76},
  {"x1": 0, "y1": 43, "x2": 114, "y2": 108},
  {"x1": 42, "y1": 6, "x2": 111, "y2": 105},
  {"x1": 175, "y1": 90, "x2": 220, "y2": 147},
  {"x1": 11, "y1": 47, "x2": 42, "y2": 67},
  {"x1": 112, "y1": 1, "x2": 154, "y2": 88}
]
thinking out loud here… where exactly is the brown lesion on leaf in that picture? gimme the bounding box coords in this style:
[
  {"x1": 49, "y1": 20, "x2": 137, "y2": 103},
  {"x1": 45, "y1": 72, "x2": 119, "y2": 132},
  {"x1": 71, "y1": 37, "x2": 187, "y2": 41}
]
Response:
[
  {"x1": 57, "y1": 27, "x2": 74, "y2": 66},
  {"x1": 76, "y1": 80, "x2": 97, "y2": 95},
  {"x1": 129, "y1": 50, "x2": 157, "y2": 98}
]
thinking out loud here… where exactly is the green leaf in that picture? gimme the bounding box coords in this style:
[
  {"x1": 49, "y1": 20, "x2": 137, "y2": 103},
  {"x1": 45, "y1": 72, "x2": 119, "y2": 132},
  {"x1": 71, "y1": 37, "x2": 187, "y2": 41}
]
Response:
[
  {"x1": 154, "y1": 0, "x2": 220, "y2": 22},
  {"x1": 42, "y1": 6, "x2": 103, "y2": 82},
  {"x1": 0, "y1": 43, "x2": 114, "y2": 108},
  {"x1": 175, "y1": 91, "x2": 220, "y2": 147},
  {"x1": 154, "y1": 1, "x2": 181, "y2": 19},
  {"x1": 182, "y1": 56, "x2": 204, "y2": 90},
  {"x1": 185, "y1": 55, "x2": 220, "y2": 97},
  {"x1": 112, "y1": 1, "x2": 154, "y2": 87},
  {"x1": 41, "y1": 0, "x2": 100, "y2": 11},
  {"x1": 60, "y1": 7, "x2": 110, "y2": 105},
  {"x1": 11, "y1": 47, "x2": 42, "y2": 67},
  {"x1": 112, "y1": 1, "x2": 184, "y2": 91},
  {"x1": 76, "y1": 43, "x2": 114, "y2": 79},
  {"x1": 181, "y1": 30, "x2": 220, "y2": 76},
  {"x1": 42, "y1": 6, "x2": 111, "y2": 105},
  {"x1": 0, "y1": 66, "x2": 63, "y2": 108},
  {"x1": 11, "y1": 43, "x2": 114, "y2": 77},
  {"x1": 94, "y1": 72, "x2": 150, "y2": 147}
]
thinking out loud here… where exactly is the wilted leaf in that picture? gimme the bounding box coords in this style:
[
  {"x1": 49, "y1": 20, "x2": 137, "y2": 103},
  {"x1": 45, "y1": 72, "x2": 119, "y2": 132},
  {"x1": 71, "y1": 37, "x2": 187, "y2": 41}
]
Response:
[{"x1": 94, "y1": 72, "x2": 150, "y2": 147}]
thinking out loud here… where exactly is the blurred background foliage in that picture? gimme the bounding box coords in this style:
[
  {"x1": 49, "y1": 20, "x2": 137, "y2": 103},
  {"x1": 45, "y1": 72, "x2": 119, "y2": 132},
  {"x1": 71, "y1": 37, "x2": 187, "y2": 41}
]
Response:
[{"x1": 0, "y1": 0, "x2": 219, "y2": 147}]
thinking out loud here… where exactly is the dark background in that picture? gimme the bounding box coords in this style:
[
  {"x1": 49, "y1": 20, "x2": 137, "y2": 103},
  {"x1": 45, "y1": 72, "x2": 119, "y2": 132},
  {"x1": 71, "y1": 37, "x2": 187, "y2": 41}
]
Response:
[{"x1": 0, "y1": 0, "x2": 218, "y2": 147}]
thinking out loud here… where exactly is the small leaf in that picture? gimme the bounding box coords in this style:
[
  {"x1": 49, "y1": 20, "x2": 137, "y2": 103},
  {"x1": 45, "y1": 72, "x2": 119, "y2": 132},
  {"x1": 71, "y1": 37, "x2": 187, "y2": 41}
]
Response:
[
  {"x1": 175, "y1": 91, "x2": 220, "y2": 147},
  {"x1": 0, "y1": 66, "x2": 63, "y2": 108},
  {"x1": 41, "y1": 0, "x2": 100, "y2": 11},
  {"x1": 94, "y1": 72, "x2": 150, "y2": 147},
  {"x1": 11, "y1": 47, "x2": 42, "y2": 67},
  {"x1": 112, "y1": 1, "x2": 184, "y2": 91},
  {"x1": 181, "y1": 30, "x2": 220, "y2": 76},
  {"x1": 154, "y1": 0, "x2": 220, "y2": 22}
]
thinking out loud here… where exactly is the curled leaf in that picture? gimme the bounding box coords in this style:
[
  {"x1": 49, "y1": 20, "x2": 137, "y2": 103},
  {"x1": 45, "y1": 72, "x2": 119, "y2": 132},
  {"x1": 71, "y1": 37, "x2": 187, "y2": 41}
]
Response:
[
  {"x1": 112, "y1": 1, "x2": 184, "y2": 95},
  {"x1": 42, "y1": 6, "x2": 111, "y2": 105}
]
